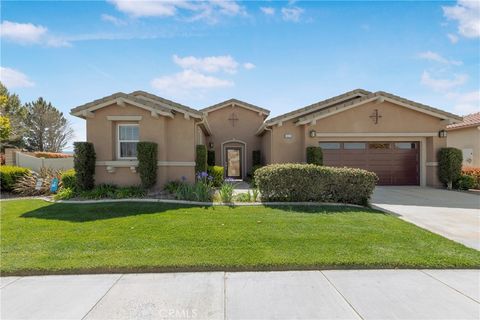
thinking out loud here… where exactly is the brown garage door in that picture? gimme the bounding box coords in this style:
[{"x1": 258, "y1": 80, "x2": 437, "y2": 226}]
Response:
[{"x1": 320, "y1": 141, "x2": 419, "y2": 185}]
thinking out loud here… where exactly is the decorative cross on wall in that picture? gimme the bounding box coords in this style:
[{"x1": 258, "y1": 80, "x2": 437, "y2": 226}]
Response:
[
  {"x1": 228, "y1": 112, "x2": 239, "y2": 127},
  {"x1": 369, "y1": 109, "x2": 382, "y2": 124}
]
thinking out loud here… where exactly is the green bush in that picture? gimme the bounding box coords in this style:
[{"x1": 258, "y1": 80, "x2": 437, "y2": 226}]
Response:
[
  {"x1": 137, "y1": 141, "x2": 158, "y2": 188},
  {"x1": 0, "y1": 165, "x2": 29, "y2": 192},
  {"x1": 306, "y1": 146, "x2": 323, "y2": 165},
  {"x1": 454, "y1": 174, "x2": 476, "y2": 190},
  {"x1": 196, "y1": 145, "x2": 207, "y2": 173},
  {"x1": 208, "y1": 165, "x2": 224, "y2": 187},
  {"x1": 254, "y1": 163, "x2": 378, "y2": 205},
  {"x1": 54, "y1": 187, "x2": 75, "y2": 200},
  {"x1": 61, "y1": 169, "x2": 76, "y2": 190},
  {"x1": 80, "y1": 183, "x2": 116, "y2": 199},
  {"x1": 219, "y1": 180, "x2": 235, "y2": 203},
  {"x1": 252, "y1": 150, "x2": 261, "y2": 166},
  {"x1": 249, "y1": 164, "x2": 263, "y2": 187},
  {"x1": 164, "y1": 180, "x2": 182, "y2": 194},
  {"x1": 207, "y1": 150, "x2": 215, "y2": 166},
  {"x1": 438, "y1": 148, "x2": 462, "y2": 189},
  {"x1": 235, "y1": 191, "x2": 252, "y2": 202},
  {"x1": 74, "y1": 142, "x2": 96, "y2": 191},
  {"x1": 114, "y1": 186, "x2": 146, "y2": 198}
]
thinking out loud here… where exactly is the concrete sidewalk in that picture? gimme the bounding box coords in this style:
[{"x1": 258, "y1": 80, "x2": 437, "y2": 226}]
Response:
[{"x1": 1, "y1": 270, "x2": 479, "y2": 319}]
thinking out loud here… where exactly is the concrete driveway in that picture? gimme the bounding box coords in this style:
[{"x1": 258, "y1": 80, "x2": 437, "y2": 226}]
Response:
[
  {"x1": 1, "y1": 270, "x2": 479, "y2": 319},
  {"x1": 372, "y1": 186, "x2": 480, "y2": 250}
]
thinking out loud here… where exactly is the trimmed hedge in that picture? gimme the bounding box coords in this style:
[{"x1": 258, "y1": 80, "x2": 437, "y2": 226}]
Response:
[
  {"x1": 438, "y1": 148, "x2": 462, "y2": 189},
  {"x1": 255, "y1": 163, "x2": 378, "y2": 205},
  {"x1": 61, "y1": 169, "x2": 76, "y2": 190},
  {"x1": 208, "y1": 165, "x2": 224, "y2": 187},
  {"x1": 0, "y1": 165, "x2": 29, "y2": 192},
  {"x1": 252, "y1": 150, "x2": 261, "y2": 166},
  {"x1": 306, "y1": 146, "x2": 323, "y2": 165},
  {"x1": 33, "y1": 152, "x2": 72, "y2": 158},
  {"x1": 74, "y1": 142, "x2": 96, "y2": 191},
  {"x1": 207, "y1": 150, "x2": 215, "y2": 166},
  {"x1": 454, "y1": 174, "x2": 476, "y2": 190},
  {"x1": 196, "y1": 145, "x2": 207, "y2": 173},
  {"x1": 137, "y1": 141, "x2": 158, "y2": 188}
]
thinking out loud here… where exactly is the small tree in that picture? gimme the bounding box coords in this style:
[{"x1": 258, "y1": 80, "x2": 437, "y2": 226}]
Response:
[
  {"x1": 196, "y1": 145, "x2": 207, "y2": 173},
  {"x1": 306, "y1": 146, "x2": 323, "y2": 165},
  {"x1": 74, "y1": 142, "x2": 96, "y2": 191},
  {"x1": 438, "y1": 147, "x2": 462, "y2": 189},
  {"x1": 0, "y1": 82, "x2": 26, "y2": 147},
  {"x1": 23, "y1": 97, "x2": 73, "y2": 152},
  {"x1": 0, "y1": 116, "x2": 11, "y2": 141},
  {"x1": 137, "y1": 142, "x2": 158, "y2": 189},
  {"x1": 252, "y1": 150, "x2": 261, "y2": 166},
  {"x1": 207, "y1": 150, "x2": 215, "y2": 166}
]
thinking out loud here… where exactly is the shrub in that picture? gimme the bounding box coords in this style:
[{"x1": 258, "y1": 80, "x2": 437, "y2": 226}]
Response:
[
  {"x1": 0, "y1": 165, "x2": 29, "y2": 192},
  {"x1": 115, "y1": 186, "x2": 146, "y2": 198},
  {"x1": 208, "y1": 165, "x2": 224, "y2": 187},
  {"x1": 249, "y1": 165, "x2": 263, "y2": 187},
  {"x1": 454, "y1": 174, "x2": 476, "y2": 190},
  {"x1": 61, "y1": 169, "x2": 76, "y2": 190},
  {"x1": 306, "y1": 146, "x2": 323, "y2": 165},
  {"x1": 74, "y1": 142, "x2": 96, "y2": 191},
  {"x1": 219, "y1": 180, "x2": 235, "y2": 203},
  {"x1": 254, "y1": 163, "x2": 378, "y2": 205},
  {"x1": 137, "y1": 141, "x2": 158, "y2": 189},
  {"x1": 174, "y1": 173, "x2": 214, "y2": 202},
  {"x1": 252, "y1": 188, "x2": 259, "y2": 202},
  {"x1": 80, "y1": 183, "x2": 116, "y2": 199},
  {"x1": 207, "y1": 150, "x2": 215, "y2": 166},
  {"x1": 164, "y1": 180, "x2": 183, "y2": 194},
  {"x1": 13, "y1": 167, "x2": 60, "y2": 196},
  {"x1": 462, "y1": 167, "x2": 480, "y2": 189},
  {"x1": 438, "y1": 148, "x2": 462, "y2": 189},
  {"x1": 195, "y1": 145, "x2": 207, "y2": 173},
  {"x1": 33, "y1": 152, "x2": 72, "y2": 158},
  {"x1": 252, "y1": 150, "x2": 261, "y2": 166},
  {"x1": 235, "y1": 191, "x2": 252, "y2": 202},
  {"x1": 54, "y1": 187, "x2": 75, "y2": 200}
]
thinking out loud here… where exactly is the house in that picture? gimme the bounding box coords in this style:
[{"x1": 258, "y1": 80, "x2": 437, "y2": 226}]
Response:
[
  {"x1": 71, "y1": 89, "x2": 462, "y2": 188},
  {"x1": 447, "y1": 112, "x2": 480, "y2": 167}
]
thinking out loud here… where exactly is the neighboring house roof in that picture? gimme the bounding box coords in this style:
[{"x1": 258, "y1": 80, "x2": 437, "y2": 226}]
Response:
[
  {"x1": 130, "y1": 91, "x2": 203, "y2": 119},
  {"x1": 201, "y1": 98, "x2": 270, "y2": 116},
  {"x1": 447, "y1": 112, "x2": 480, "y2": 130},
  {"x1": 296, "y1": 91, "x2": 462, "y2": 125}
]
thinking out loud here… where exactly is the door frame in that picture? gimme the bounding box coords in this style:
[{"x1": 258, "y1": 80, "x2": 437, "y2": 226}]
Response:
[
  {"x1": 225, "y1": 147, "x2": 242, "y2": 179},
  {"x1": 221, "y1": 139, "x2": 247, "y2": 180}
]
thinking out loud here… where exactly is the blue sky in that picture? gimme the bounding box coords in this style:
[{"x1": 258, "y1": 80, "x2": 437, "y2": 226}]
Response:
[{"x1": 1, "y1": 0, "x2": 479, "y2": 150}]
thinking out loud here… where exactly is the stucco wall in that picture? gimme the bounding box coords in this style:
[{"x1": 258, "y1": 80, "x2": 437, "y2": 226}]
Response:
[
  {"x1": 85, "y1": 102, "x2": 197, "y2": 188},
  {"x1": 447, "y1": 126, "x2": 480, "y2": 167},
  {"x1": 205, "y1": 104, "x2": 266, "y2": 178}
]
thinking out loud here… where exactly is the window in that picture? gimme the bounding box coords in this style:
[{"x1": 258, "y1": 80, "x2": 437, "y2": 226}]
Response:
[
  {"x1": 369, "y1": 143, "x2": 390, "y2": 149},
  {"x1": 118, "y1": 124, "x2": 139, "y2": 159},
  {"x1": 319, "y1": 142, "x2": 341, "y2": 149},
  {"x1": 344, "y1": 142, "x2": 366, "y2": 150},
  {"x1": 395, "y1": 142, "x2": 417, "y2": 149}
]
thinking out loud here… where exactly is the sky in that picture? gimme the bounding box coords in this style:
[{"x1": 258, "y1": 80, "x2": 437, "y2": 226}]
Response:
[{"x1": 1, "y1": 0, "x2": 479, "y2": 150}]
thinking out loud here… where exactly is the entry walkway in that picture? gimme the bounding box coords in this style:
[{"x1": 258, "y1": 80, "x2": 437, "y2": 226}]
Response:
[{"x1": 1, "y1": 270, "x2": 479, "y2": 319}]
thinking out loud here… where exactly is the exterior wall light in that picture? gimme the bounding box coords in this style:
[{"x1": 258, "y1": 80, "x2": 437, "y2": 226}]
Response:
[
  {"x1": 438, "y1": 130, "x2": 447, "y2": 138},
  {"x1": 309, "y1": 130, "x2": 316, "y2": 138},
  {"x1": 208, "y1": 142, "x2": 214, "y2": 149}
]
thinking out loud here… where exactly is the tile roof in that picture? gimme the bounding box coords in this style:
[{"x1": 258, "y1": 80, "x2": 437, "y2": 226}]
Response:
[
  {"x1": 447, "y1": 112, "x2": 480, "y2": 130},
  {"x1": 201, "y1": 98, "x2": 270, "y2": 115}
]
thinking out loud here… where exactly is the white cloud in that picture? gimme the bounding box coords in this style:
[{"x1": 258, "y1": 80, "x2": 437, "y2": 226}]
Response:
[
  {"x1": 420, "y1": 71, "x2": 468, "y2": 91},
  {"x1": 447, "y1": 33, "x2": 459, "y2": 44},
  {"x1": 243, "y1": 62, "x2": 255, "y2": 70},
  {"x1": 151, "y1": 69, "x2": 233, "y2": 93},
  {"x1": 418, "y1": 51, "x2": 462, "y2": 65},
  {"x1": 443, "y1": 0, "x2": 480, "y2": 38},
  {"x1": 101, "y1": 14, "x2": 127, "y2": 26},
  {"x1": 0, "y1": 20, "x2": 70, "y2": 47},
  {"x1": 108, "y1": 0, "x2": 246, "y2": 22},
  {"x1": 281, "y1": 7, "x2": 304, "y2": 22},
  {"x1": 446, "y1": 90, "x2": 480, "y2": 115},
  {"x1": 260, "y1": 7, "x2": 275, "y2": 15},
  {"x1": 173, "y1": 54, "x2": 239, "y2": 74},
  {"x1": 0, "y1": 67, "x2": 35, "y2": 88}
]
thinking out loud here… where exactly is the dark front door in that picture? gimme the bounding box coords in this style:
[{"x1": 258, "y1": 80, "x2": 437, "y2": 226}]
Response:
[
  {"x1": 321, "y1": 141, "x2": 420, "y2": 185},
  {"x1": 225, "y1": 147, "x2": 242, "y2": 179}
]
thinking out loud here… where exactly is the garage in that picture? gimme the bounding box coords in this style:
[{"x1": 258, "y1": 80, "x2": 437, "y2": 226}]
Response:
[{"x1": 320, "y1": 141, "x2": 419, "y2": 185}]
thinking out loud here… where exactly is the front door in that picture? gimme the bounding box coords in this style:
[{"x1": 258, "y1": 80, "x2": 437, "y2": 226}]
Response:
[{"x1": 225, "y1": 147, "x2": 242, "y2": 179}]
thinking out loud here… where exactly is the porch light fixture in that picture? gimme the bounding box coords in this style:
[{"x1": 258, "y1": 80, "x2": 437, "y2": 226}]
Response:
[
  {"x1": 208, "y1": 142, "x2": 214, "y2": 149},
  {"x1": 309, "y1": 130, "x2": 316, "y2": 138},
  {"x1": 438, "y1": 130, "x2": 447, "y2": 138}
]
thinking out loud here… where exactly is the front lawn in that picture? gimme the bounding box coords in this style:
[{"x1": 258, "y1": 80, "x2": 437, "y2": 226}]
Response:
[{"x1": 1, "y1": 199, "x2": 479, "y2": 275}]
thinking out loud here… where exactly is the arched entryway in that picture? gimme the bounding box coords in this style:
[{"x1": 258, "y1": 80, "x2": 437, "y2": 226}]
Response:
[{"x1": 221, "y1": 139, "x2": 247, "y2": 180}]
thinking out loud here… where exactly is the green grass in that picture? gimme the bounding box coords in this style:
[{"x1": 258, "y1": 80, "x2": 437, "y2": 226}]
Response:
[{"x1": 1, "y1": 199, "x2": 479, "y2": 275}]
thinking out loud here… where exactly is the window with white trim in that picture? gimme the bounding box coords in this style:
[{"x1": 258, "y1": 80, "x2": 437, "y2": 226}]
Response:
[{"x1": 118, "y1": 124, "x2": 139, "y2": 159}]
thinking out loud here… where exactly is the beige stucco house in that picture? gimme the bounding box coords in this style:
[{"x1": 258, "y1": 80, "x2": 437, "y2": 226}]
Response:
[
  {"x1": 447, "y1": 112, "x2": 480, "y2": 167},
  {"x1": 71, "y1": 89, "x2": 461, "y2": 188}
]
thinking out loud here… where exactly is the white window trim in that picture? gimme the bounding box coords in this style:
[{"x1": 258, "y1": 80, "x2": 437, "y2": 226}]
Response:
[{"x1": 117, "y1": 124, "x2": 139, "y2": 160}]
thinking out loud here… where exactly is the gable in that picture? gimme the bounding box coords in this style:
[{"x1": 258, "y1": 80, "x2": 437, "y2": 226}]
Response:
[{"x1": 201, "y1": 99, "x2": 270, "y2": 117}]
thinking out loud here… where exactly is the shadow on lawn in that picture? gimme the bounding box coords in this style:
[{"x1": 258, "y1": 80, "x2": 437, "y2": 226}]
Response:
[
  {"x1": 21, "y1": 202, "x2": 210, "y2": 222},
  {"x1": 262, "y1": 204, "x2": 383, "y2": 215}
]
